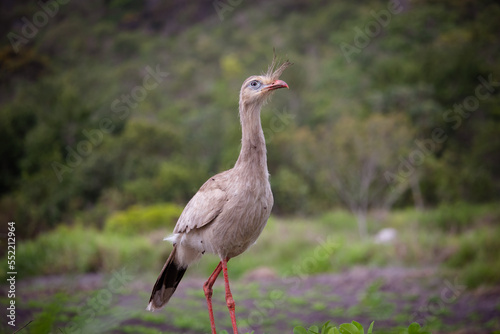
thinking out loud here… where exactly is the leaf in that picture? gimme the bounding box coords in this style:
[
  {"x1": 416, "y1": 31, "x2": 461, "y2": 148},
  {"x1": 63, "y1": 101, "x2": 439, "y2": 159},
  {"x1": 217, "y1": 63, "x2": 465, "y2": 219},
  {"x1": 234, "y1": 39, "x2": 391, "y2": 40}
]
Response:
[
  {"x1": 321, "y1": 321, "x2": 332, "y2": 334},
  {"x1": 405, "y1": 322, "x2": 432, "y2": 334},
  {"x1": 325, "y1": 327, "x2": 338, "y2": 334},
  {"x1": 367, "y1": 321, "x2": 374, "y2": 334},
  {"x1": 339, "y1": 323, "x2": 361, "y2": 334},
  {"x1": 309, "y1": 325, "x2": 320, "y2": 333},
  {"x1": 407, "y1": 322, "x2": 428, "y2": 334},
  {"x1": 293, "y1": 326, "x2": 309, "y2": 334},
  {"x1": 407, "y1": 323, "x2": 421, "y2": 333},
  {"x1": 351, "y1": 321, "x2": 364, "y2": 333}
]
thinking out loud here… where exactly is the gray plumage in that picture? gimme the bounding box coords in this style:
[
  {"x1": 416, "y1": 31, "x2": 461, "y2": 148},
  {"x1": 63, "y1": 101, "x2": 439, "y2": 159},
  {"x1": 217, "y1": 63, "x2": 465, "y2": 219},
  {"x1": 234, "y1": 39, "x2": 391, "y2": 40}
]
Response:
[{"x1": 147, "y1": 59, "x2": 292, "y2": 312}]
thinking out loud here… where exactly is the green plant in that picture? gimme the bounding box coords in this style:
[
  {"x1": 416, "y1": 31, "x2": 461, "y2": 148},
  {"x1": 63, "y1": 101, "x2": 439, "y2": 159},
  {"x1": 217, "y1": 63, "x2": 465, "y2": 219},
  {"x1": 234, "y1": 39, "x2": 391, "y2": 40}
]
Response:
[
  {"x1": 293, "y1": 320, "x2": 374, "y2": 334},
  {"x1": 0, "y1": 225, "x2": 161, "y2": 280},
  {"x1": 293, "y1": 321, "x2": 431, "y2": 334},
  {"x1": 402, "y1": 322, "x2": 432, "y2": 334},
  {"x1": 29, "y1": 293, "x2": 68, "y2": 333},
  {"x1": 104, "y1": 203, "x2": 182, "y2": 234},
  {"x1": 319, "y1": 209, "x2": 359, "y2": 231},
  {"x1": 357, "y1": 279, "x2": 396, "y2": 320},
  {"x1": 445, "y1": 225, "x2": 500, "y2": 288},
  {"x1": 416, "y1": 202, "x2": 485, "y2": 233}
]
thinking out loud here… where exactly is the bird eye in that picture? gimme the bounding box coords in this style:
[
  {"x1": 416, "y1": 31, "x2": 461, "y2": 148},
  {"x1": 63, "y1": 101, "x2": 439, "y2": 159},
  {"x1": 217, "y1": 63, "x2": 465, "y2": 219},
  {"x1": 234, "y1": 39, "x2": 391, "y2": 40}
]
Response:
[{"x1": 249, "y1": 80, "x2": 261, "y2": 89}]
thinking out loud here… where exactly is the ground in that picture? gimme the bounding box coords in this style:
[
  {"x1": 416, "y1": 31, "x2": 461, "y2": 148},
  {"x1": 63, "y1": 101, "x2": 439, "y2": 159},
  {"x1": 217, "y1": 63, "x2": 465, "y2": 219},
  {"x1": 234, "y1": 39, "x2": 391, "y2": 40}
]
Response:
[{"x1": 3, "y1": 266, "x2": 499, "y2": 334}]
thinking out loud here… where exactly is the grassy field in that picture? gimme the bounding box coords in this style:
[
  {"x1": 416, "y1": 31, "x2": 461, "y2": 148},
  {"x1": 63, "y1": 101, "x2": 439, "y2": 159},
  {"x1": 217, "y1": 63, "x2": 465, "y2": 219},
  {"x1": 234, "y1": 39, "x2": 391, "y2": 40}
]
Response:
[{"x1": 1, "y1": 203, "x2": 500, "y2": 333}]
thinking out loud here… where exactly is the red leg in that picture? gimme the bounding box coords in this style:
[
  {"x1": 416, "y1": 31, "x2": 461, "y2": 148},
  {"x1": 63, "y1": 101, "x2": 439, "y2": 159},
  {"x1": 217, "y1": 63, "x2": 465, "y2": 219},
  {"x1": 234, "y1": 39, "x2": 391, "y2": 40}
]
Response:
[
  {"x1": 222, "y1": 258, "x2": 238, "y2": 334},
  {"x1": 203, "y1": 261, "x2": 222, "y2": 334}
]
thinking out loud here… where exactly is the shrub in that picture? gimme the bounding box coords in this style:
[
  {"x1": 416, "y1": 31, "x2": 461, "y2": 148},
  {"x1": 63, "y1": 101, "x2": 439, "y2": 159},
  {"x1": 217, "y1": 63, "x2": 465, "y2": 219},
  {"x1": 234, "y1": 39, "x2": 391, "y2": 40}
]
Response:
[
  {"x1": 445, "y1": 226, "x2": 500, "y2": 288},
  {"x1": 15, "y1": 225, "x2": 98, "y2": 277},
  {"x1": 417, "y1": 202, "x2": 483, "y2": 233},
  {"x1": 3, "y1": 225, "x2": 162, "y2": 280},
  {"x1": 104, "y1": 203, "x2": 182, "y2": 234}
]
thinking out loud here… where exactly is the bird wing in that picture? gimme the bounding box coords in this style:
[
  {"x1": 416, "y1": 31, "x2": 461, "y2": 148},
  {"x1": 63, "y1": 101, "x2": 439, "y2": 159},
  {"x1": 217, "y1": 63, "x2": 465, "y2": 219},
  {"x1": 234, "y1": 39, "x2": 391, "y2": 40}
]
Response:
[{"x1": 173, "y1": 175, "x2": 228, "y2": 234}]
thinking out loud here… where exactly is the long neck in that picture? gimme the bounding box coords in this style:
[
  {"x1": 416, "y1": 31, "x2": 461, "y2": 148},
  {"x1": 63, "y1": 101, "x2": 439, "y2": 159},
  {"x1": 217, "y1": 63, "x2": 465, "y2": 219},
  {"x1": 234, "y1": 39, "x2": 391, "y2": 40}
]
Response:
[{"x1": 234, "y1": 100, "x2": 268, "y2": 174}]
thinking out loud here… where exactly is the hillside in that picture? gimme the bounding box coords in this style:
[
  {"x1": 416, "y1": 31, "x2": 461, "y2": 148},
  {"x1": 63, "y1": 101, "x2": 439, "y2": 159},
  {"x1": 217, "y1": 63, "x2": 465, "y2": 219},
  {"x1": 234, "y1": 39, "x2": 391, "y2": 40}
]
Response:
[{"x1": 1, "y1": 0, "x2": 499, "y2": 238}]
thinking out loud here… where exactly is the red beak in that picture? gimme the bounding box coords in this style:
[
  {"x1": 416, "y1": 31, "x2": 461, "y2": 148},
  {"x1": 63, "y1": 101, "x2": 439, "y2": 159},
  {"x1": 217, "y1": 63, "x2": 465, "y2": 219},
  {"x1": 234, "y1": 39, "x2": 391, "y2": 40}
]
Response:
[{"x1": 263, "y1": 79, "x2": 289, "y2": 92}]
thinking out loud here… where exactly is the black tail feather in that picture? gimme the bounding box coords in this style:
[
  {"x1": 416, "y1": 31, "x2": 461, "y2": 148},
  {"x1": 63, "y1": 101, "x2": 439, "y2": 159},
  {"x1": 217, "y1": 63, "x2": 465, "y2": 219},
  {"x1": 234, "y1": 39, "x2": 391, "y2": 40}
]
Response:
[{"x1": 147, "y1": 245, "x2": 186, "y2": 311}]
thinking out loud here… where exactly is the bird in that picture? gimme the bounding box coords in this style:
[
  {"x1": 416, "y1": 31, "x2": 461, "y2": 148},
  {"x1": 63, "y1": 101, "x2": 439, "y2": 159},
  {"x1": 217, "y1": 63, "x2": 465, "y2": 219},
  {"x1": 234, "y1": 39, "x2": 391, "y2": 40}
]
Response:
[{"x1": 146, "y1": 55, "x2": 292, "y2": 334}]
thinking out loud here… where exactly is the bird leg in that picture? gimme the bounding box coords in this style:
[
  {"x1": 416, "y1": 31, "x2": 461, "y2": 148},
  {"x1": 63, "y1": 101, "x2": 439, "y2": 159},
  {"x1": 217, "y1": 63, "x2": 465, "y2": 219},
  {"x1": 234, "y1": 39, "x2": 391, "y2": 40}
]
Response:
[
  {"x1": 222, "y1": 258, "x2": 238, "y2": 334},
  {"x1": 204, "y1": 261, "x2": 222, "y2": 334}
]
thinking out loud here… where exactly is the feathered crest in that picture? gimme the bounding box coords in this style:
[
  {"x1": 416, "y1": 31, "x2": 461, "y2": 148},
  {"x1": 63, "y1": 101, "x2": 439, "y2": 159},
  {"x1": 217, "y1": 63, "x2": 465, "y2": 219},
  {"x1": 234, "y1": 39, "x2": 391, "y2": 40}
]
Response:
[{"x1": 265, "y1": 48, "x2": 293, "y2": 80}]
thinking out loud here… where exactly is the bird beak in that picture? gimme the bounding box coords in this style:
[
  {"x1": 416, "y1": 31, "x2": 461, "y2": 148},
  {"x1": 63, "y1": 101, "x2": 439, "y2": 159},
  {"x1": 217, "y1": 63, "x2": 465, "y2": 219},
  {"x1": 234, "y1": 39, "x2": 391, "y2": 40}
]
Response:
[{"x1": 262, "y1": 80, "x2": 289, "y2": 92}]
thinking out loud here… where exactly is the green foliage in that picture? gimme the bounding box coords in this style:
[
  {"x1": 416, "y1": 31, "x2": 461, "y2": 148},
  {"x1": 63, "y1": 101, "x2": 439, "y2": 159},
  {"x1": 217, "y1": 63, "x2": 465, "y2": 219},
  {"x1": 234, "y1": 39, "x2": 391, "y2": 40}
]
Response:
[
  {"x1": 271, "y1": 167, "x2": 310, "y2": 214},
  {"x1": 1, "y1": 225, "x2": 161, "y2": 280},
  {"x1": 28, "y1": 293, "x2": 68, "y2": 333},
  {"x1": 294, "y1": 113, "x2": 415, "y2": 237},
  {"x1": 352, "y1": 280, "x2": 396, "y2": 320},
  {"x1": 1, "y1": 0, "x2": 500, "y2": 236},
  {"x1": 400, "y1": 322, "x2": 431, "y2": 334},
  {"x1": 294, "y1": 321, "x2": 431, "y2": 334},
  {"x1": 104, "y1": 203, "x2": 183, "y2": 234},
  {"x1": 319, "y1": 209, "x2": 359, "y2": 230},
  {"x1": 294, "y1": 320, "x2": 374, "y2": 334},
  {"x1": 416, "y1": 202, "x2": 493, "y2": 233},
  {"x1": 4, "y1": 203, "x2": 499, "y2": 289},
  {"x1": 445, "y1": 225, "x2": 500, "y2": 288}
]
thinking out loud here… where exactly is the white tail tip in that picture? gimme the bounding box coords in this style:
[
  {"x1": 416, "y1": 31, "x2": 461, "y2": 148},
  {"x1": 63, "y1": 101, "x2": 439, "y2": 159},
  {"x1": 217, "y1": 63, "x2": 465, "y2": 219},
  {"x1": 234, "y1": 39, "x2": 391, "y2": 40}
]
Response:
[{"x1": 146, "y1": 302, "x2": 155, "y2": 312}]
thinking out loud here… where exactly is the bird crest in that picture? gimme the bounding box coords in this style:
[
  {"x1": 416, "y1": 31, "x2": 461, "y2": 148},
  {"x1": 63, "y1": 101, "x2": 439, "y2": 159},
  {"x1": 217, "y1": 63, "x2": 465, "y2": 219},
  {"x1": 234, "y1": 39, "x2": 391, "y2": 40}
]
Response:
[{"x1": 265, "y1": 49, "x2": 293, "y2": 80}]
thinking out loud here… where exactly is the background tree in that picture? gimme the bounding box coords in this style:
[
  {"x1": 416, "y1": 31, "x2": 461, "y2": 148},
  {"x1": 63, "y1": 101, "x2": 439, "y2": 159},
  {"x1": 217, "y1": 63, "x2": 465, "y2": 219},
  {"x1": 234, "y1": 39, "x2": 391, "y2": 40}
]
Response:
[{"x1": 297, "y1": 114, "x2": 414, "y2": 238}]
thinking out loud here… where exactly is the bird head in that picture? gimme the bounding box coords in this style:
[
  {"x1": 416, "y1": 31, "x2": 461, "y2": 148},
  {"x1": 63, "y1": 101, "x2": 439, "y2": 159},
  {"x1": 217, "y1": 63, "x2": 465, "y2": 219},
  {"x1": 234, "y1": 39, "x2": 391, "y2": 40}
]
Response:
[{"x1": 239, "y1": 58, "x2": 293, "y2": 107}]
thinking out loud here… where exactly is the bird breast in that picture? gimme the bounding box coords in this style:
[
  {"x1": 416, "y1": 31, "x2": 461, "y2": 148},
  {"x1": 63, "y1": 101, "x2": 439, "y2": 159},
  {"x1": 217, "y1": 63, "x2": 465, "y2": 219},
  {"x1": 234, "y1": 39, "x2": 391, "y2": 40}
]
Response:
[{"x1": 206, "y1": 174, "x2": 273, "y2": 259}]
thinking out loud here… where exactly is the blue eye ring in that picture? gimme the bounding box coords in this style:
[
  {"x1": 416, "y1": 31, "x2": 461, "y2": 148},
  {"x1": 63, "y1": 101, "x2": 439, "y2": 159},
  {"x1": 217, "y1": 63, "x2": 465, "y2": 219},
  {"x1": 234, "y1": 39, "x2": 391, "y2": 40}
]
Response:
[{"x1": 249, "y1": 80, "x2": 261, "y2": 89}]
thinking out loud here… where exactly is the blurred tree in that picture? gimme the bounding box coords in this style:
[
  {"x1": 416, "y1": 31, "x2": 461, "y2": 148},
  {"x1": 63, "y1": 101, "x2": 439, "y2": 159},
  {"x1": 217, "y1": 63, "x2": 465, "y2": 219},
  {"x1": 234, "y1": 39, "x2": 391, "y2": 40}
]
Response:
[{"x1": 297, "y1": 114, "x2": 414, "y2": 238}]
